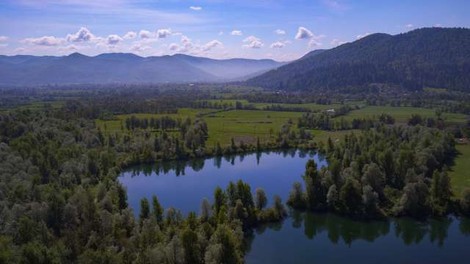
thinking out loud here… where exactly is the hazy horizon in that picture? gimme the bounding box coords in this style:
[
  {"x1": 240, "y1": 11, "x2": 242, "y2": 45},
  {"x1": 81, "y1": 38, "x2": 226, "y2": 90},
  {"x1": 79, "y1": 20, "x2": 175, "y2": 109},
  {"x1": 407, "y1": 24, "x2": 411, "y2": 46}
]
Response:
[{"x1": 0, "y1": 0, "x2": 469, "y2": 61}]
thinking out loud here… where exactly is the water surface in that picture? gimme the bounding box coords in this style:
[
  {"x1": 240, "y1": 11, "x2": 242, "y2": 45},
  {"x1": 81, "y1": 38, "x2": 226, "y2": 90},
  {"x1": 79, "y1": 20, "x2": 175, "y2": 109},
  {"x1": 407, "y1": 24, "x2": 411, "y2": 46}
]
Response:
[
  {"x1": 246, "y1": 212, "x2": 470, "y2": 264},
  {"x1": 119, "y1": 150, "x2": 470, "y2": 263},
  {"x1": 119, "y1": 149, "x2": 326, "y2": 215}
]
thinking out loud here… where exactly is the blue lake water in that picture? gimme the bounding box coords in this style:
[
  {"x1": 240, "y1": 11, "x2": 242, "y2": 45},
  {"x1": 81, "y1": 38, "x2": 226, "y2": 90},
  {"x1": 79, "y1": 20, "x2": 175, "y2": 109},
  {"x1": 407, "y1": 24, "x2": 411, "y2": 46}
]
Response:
[
  {"x1": 119, "y1": 149, "x2": 326, "y2": 215},
  {"x1": 119, "y1": 150, "x2": 470, "y2": 263},
  {"x1": 246, "y1": 212, "x2": 470, "y2": 264}
]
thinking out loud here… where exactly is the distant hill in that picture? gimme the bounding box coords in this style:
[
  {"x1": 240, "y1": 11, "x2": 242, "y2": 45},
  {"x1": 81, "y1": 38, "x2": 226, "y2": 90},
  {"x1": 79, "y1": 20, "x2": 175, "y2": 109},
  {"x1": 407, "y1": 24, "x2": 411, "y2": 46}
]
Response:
[
  {"x1": 247, "y1": 28, "x2": 470, "y2": 92},
  {"x1": 0, "y1": 53, "x2": 283, "y2": 85}
]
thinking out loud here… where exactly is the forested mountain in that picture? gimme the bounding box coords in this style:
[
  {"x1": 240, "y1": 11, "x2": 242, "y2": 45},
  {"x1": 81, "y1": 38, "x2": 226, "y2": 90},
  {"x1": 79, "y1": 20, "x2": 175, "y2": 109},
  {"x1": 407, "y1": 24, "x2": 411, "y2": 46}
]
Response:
[
  {"x1": 248, "y1": 28, "x2": 470, "y2": 92},
  {"x1": 0, "y1": 53, "x2": 283, "y2": 85}
]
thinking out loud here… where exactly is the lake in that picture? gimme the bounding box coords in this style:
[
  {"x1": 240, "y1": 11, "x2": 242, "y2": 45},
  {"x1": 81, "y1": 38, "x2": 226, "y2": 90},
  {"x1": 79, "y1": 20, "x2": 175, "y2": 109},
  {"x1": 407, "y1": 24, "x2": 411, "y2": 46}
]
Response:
[
  {"x1": 246, "y1": 211, "x2": 470, "y2": 264},
  {"x1": 119, "y1": 149, "x2": 326, "y2": 215},
  {"x1": 119, "y1": 150, "x2": 470, "y2": 263}
]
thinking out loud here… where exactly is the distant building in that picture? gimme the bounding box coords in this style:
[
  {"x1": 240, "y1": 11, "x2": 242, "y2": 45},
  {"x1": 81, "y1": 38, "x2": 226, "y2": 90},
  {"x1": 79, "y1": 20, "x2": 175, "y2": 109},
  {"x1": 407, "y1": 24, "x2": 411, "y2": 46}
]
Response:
[{"x1": 326, "y1": 109, "x2": 335, "y2": 115}]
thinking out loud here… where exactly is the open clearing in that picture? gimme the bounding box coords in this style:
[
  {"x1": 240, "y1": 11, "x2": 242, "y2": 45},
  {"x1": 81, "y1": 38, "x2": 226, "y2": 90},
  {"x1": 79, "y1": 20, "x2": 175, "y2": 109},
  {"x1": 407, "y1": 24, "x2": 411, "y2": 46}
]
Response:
[
  {"x1": 450, "y1": 144, "x2": 470, "y2": 197},
  {"x1": 341, "y1": 106, "x2": 467, "y2": 125}
]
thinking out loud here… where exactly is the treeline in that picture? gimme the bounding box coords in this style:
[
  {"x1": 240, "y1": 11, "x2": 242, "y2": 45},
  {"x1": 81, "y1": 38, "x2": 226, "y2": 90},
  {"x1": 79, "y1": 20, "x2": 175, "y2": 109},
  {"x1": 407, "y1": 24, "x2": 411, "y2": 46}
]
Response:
[
  {"x1": 125, "y1": 116, "x2": 183, "y2": 131},
  {"x1": 287, "y1": 125, "x2": 466, "y2": 219},
  {"x1": 248, "y1": 28, "x2": 470, "y2": 92},
  {"x1": 0, "y1": 108, "x2": 251, "y2": 263},
  {"x1": 297, "y1": 112, "x2": 394, "y2": 131},
  {"x1": 239, "y1": 92, "x2": 334, "y2": 105},
  {"x1": 263, "y1": 104, "x2": 311, "y2": 112}
]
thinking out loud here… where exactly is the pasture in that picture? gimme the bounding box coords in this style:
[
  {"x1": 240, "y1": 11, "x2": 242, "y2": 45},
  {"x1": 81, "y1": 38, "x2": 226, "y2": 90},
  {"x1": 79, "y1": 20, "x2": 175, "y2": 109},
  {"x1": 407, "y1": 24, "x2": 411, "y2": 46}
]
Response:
[{"x1": 450, "y1": 144, "x2": 470, "y2": 197}]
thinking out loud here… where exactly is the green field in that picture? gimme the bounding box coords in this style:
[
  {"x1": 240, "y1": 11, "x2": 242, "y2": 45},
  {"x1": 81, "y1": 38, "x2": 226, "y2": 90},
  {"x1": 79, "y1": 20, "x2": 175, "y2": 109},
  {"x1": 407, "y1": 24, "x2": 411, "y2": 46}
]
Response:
[
  {"x1": 341, "y1": 106, "x2": 467, "y2": 125},
  {"x1": 201, "y1": 101, "x2": 468, "y2": 126},
  {"x1": 204, "y1": 109, "x2": 303, "y2": 146},
  {"x1": 450, "y1": 144, "x2": 470, "y2": 197},
  {"x1": 201, "y1": 99, "x2": 360, "y2": 111},
  {"x1": 97, "y1": 103, "x2": 468, "y2": 149},
  {"x1": 97, "y1": 108, "x2": 305, "y2": 146},
  {"x1": 96, "y1": 108, "x2": 212, "y2": 133},
  {"x1": 96, "y1": 107, "x2": 357, "y2": 147}
]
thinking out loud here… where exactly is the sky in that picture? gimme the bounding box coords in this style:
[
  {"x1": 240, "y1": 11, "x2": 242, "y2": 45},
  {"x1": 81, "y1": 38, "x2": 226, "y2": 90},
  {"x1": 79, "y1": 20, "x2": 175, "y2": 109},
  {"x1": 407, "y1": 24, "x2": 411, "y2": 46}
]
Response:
[{"x1": 0, "y1": 0, "x2": 469, "y2": 61}]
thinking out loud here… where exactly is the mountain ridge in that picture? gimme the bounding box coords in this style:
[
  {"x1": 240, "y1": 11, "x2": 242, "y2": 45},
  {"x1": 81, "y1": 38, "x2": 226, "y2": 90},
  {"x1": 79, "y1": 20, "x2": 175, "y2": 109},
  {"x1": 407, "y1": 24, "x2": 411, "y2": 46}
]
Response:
[
  {"x1": 247, "y1": 27, "x2": 470, "y2": 92},
  {"x1": 0, "y1": 52, "x2": 284, "y2": 85}
]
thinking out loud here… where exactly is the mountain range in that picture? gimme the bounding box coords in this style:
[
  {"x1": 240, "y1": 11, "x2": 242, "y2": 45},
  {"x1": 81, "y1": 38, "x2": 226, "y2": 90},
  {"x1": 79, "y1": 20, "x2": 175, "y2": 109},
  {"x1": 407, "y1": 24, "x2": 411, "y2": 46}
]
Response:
[
  {"x1": 248, "y1": 27, "x2": 470, "y2": 92},
  {"x1": 1, "y1": 28, "x2": 469, "y2": 91},
  {"x1": 0, "y1": 53, "x2": 283, "y2": 85}
]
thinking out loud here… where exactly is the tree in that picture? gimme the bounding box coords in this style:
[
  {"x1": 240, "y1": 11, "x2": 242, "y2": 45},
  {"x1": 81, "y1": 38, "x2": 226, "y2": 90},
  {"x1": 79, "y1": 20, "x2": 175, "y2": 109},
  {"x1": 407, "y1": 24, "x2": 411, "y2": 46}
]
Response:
[
  {"x1": 396, "y1": 179, "x2": 430, "y2": 218},
  {"x1": 0, "y1": 236, "x2": 13, "y2": 264},
  {"x1": 140, "y1": 198, "x2": 150, "y2": 224},
  {"x1": 182, "y1": 228, "x2": 202, "y2": 264},
  {"x1": 408, "y1": 114, "x2": 424, "y2": 126},
  {"x1": 362, "y1": 185, "x2": 380, "y2": 216},
  {"x1": 236, "y1": 180, "x2": 254, "y2": 209},
  {"x1": 117, "y1": 184, "x2": 128, "y2": 210},
  {"x1": 207, "y1": 224, "x2": 242, "y2": 264},
  {"x1": 213, "y1": 187, "x2": 227, "y2": 215},
  {"x1": 200, "y1": 198, "x2": 212, "y2": 221},
  {"x1": 460, "y1": 188, "x2": 470, "y2": 216},
  {"x1": 47, "y1": 191, "x2": 65, "y2": 235},
  {"x1": 326, "y1": 185, "x2": 339, "y2": 210},
  {"x1": 339, "y1": 178, "x2": 363, "y2": 216},
  {"x1": 287, "y1": 182, "x2": 306, "y2": 209},
  {"x1": 273, "y1": 195, "x2": 287, "y2": 219},
  {"x1": 304, "y1": 159, "x2": 326, "y2": 210},
  {"x1": 152, "y1": 195, "x2": 163, "y2": 223},
  {"x1": 430, "y1": 170, "x2": 451, "y2": 215},
  {"x1": 255, "y1": 188, "x2": 268, "y2": 210},
  {"x1": 361, "y1": 163, "x2": 385, "y2": 196}
]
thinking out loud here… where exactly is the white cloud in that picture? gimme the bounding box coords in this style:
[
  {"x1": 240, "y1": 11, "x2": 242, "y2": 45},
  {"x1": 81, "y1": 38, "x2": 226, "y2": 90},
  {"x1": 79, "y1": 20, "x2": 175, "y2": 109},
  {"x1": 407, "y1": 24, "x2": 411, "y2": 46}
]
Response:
[
  {"x1": 243, "y1": 35, "x2": 263, "y2": 49},
  {"x1": 132, "y1": 43, "x2": 151, "y2": 52},
  {"x1": 331, "y1": 39, "x2": 346, "y2": 46},
  {"x1": 434, "y1": 23, "x2": 442, "y2": 27},
  {"x1": 405, "y1": 24, "x2": 414, "y2": 29},
  {"x1": 169, "y1": 43, "x2": 179, "y2": 51},
  {"x1": 139, "y1": 30, "x2": 153, "y2": 39},
  {"x1": 180, "y1": 35, "x2": 193, "y2": 51},
  {"x1": 356, "y1": 32, "x2": 370, "y2": 39},
  {"x1": 189, "y1": 6, "x2": 202, "y2": 11},
  {"x1": 156, "y1": 28, "x2": 172, "y2": 38},
  {"x1": 275, "y1": 29, "x2": 286, "y2": 35},
  {"x1": 66, "y1": 27, "x2": 95, "y2": 42},
  {"x1": 14, "y1": 47, "x2": 26, "y2": 54},
  {"x1": 295, "y1": 27, "x2": 313, "y2": 40},
  {"x1": 309, "y1": 39, "x2": 322, "y2": 47},
  {"x1": 270, "y1": 41, "x2": 285, "y2": 49},
  {"x1": 231, "y1": 30, "x2": 243, "y2": 36},
  {"x1": 107, "y1": 34, "x2": 122, "y2": 45},
  {"x1": 0, "y1": 36, "x2": 8, "y2": 42},
  {"x1": 65, "y1": 45, "x2": 78, "y2": 51},
  {"x1": 202, "y1": 40, "x2": 223, "y2": 51},
  {"x1": 123, "y1": 31, "x2": 137, "y2": 39},
  {"x1": 218, "y1": 31, "x2": 224, "y2": 36},
  {"x1": 295, "y1": 27, "x2": 324, "y2": 47},
  {"x1": 22, "y1": 36, "x2": 63, "y2": 46}
]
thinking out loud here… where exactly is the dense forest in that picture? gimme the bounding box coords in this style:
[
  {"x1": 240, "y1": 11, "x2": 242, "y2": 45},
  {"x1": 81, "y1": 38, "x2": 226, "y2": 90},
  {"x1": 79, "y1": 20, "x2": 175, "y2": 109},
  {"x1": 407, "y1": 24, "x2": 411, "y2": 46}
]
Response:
[
  {"x1": 0, "y1": 86, "x2": 469, "y2": 263},
  {"x1": 0, "y1": 106, "x2": 291, "y2": 263},
  {"x1": 288, "y1": 125, "x2": 468, "y2": 219},
  {"x1": 248, "y1": 28, "x2": 470, "y2": 92}
]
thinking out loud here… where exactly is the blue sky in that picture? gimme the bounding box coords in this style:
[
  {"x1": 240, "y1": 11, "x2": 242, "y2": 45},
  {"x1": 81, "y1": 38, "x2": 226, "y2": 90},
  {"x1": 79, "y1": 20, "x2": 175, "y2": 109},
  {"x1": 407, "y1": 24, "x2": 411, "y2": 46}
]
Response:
[{"x1": 0, "y1": 0, "x2": 469, "y2": 60}]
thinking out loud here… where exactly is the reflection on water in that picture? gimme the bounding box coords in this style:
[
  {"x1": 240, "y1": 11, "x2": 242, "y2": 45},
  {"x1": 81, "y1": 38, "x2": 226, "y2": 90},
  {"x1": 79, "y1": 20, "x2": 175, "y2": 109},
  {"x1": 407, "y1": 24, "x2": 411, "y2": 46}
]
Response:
[
  {"x1": 125, "y1": 149, "x2": 324, "y2": 177},
  {"x1": 119, "y1": 149, "x2": 326, "y2": 215},
  {"x1": 246, "y1": 211, "x2": 470, "y2": 264},
  {"x1": 119, "y1": 149, "x2": 470, "y2": 263}
]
